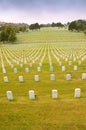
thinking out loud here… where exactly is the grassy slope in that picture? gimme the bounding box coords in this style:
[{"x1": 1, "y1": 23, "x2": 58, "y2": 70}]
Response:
[
  {"x1": 16, "y1": 28, "x2": 86, "y2": 44},
  {"x1": 0, "y1": 28, "x2": 86, "y2": 130}
]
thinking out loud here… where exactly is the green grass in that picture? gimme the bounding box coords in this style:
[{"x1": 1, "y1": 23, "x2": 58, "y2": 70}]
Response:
[
  {"x1": 0, "y1": 28, "x2": 86, "y2": 130},
  {"x1": 16, "y1": 28, "x2": 86, "y2": 44}
]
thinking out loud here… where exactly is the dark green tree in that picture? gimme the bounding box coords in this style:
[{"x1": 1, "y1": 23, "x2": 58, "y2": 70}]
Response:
[
  {"x1": 29, "y1": 23, "x2": 40, "y2": 30},
  {"x1": 0, "y1": 25, "x2": 17, "y2": 43},
  {"x1": 84, "y1": 30, "x2": 86, "y2": 35},
  {"x1": 68, "y1": 20, "x2": 86, "y2": 31}
]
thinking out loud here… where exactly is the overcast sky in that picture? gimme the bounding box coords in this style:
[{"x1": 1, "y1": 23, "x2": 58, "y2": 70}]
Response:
[{"x1": 0, "y1": 0, "x2": 86, "y2": 24}]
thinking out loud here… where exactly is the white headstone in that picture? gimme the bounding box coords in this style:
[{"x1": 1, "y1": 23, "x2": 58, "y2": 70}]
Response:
[
  {"x1": 73, "y1": 58, "x2": 76, "y2": 61},
  {"x1": 11, "y1": 64, "x2": 14, "y2": 68},
  {"x1": 29, "y1": 90, "x2": 35, "y2": 100},
  {"x1": 62, "y1": 66, "x2": 65, "y2": 71},
  {"x1": 50, "y1": 74, "x2": 55, "y2": 81},
  {"x1": 2, "y1": 68, "x2": 6, "y2": 74},
  {"x1": 39, "y1": 62, "x2": 42, "y2": 67},
  {"x1": 19, "y1": 76, "x2": 24, "y2": 82},
  {"x1": 74, "y1": 88, "x2": 81, "y2": 98},
  {"x1": 74, "y1": 66, "x2": 77, "y2": 71},
  {"x1": 59, "y1": 62, "x2": 62, "y2": 66},
  {"x1": 66, "y1": 74, "x2": 71, "y2": 80},
  {"x1": 14, "y1": 68, "x2": 18, "y2": 73},
  {"x1": 32, "y1": 60, "x2": 35, "y2": 64},
  {"x1": 78, "y1": 61, "x2": 81, "y2": 65},
  {"x1": 30, "y1": 63, "x2": 33, "y2": 67},
  {"x1": 25, "y1": 67, "x2": 29, "y2": 73},
  {"x1": 82, "y1": 73, "x2": 86, "y2": 80},
  {"x1": 69, "y1": 61, "x2": 72, "y2": 66},
  {"x1": 65, "y1": 58, "x2": 68, "y2": 61},
  {"x1": 50, "y1": 62, "x2": 52, "y2": 66},
  {"x1": 52, "y1": 90, "x2": 58, "y2": 99},
  {"x1": 20, "y1": 64, "x2": 23, "y2": 68},
  {"x1": 34, "y1": 75, "x2": 39, "y2": 82},
  {"x1": 37, "y1": 67, "x2": 41, "y2": 72},
  {"x1": 6, "y1": 91, "x2": 13, "y2": 100},
  {"x1": 50, "y1": 66, "x2": 53, "y2": 71},
  {"x1": 4, "y1": 76, "x2": 8, "y2": 82}
]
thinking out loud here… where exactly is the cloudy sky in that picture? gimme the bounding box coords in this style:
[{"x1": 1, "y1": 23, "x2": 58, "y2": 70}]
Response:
[{"x1": 0, "y1": 0, "x2": 86, "y2": 24}]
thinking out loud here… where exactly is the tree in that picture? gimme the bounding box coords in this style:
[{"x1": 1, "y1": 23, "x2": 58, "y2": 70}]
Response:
[
  {"x1": 29, "y1": 23, "x2": 40, "y2": 30},
  {"x1": 8, "y1": 31, "x2": 17, "y2": 42},
  {"x1": 84, "y1": 30, "x2": 86, "y2": 35},
  {"x1": 68, "y1": 20, "x2": 86, "y2": 31},
  {"x1": 0, "y1": 25, "x2": 17, "y2": 43}
]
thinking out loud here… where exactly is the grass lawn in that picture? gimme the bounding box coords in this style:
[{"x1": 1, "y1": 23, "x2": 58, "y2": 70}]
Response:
[{"x1": 0, "y1": 28, "x2": 86, "y2": 130}]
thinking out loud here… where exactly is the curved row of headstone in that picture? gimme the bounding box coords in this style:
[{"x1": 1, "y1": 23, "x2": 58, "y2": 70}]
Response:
[
  {"x1": 3, "y1": 73, "x2": 86, "y2": 82},
  {"x1": 51, "y1": 46, "x2": 83, "y2": 65},
  {"x1": 0, "y1": 45, "x2": 46, "y2": 74},
  {"x1": 1, "y1": 45, "x2": 44, "y2": 66},
  {"x1": 6, "y1": 88, "x2": 81, "y2": 101},
  {"x1": 1, "y1": 43, "x2": 86, "y2": 75}
]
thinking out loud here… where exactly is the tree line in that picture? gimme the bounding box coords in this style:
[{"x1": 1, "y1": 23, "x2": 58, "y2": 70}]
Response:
[
  {"x1": 0, "y1": 23, "x2": 29, "y2": 43},
  {"x1": 0, "y1": 19, "x2": 86, "y2": 43},
  {"x1": 68, "y1": 20, "x2": 86, "y2": 32}
]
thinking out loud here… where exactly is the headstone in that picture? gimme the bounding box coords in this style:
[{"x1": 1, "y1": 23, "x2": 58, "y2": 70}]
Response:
[
  {"x1": 25, "y1": 67, "x2": 29, "y2": 73},
  {"x1": 50, "y1": 74, "x2": 55, "y2": 81},
  {"x1": 74, "y1": 66, "x2": 77, "y2": 71},
  {"x1": 39, "y1": 62, "x2": 42, "y2": 67},
  {"x1": 6, "y1": 91, "x2": 13, "y2": 100},
  {"x1": 14, "y1": 68, "x2": 18, "y2": 73},
  {"x1": 62, "y1": 66, "x2": 65, "y2": 71},
  {"x1": 11, "y1": 64, "x2": 14, "y2": 68},
  {"x1": 65, "y1": 58, "x2": 68, "y2": 61},
  {"x1": 50, "y1": 62, "x2": 52, "y2": 66},
  {"x1": 82, "y1": 73, "x2": 86, "y2": 80},
  {"x1": 69, "y1": 61, "x2": 72, "y2": 66},
  {"x1": 20, "y1": 64, "x2": 23, "y2": 68},
  {"x1": 29, "y1": 90, "x2": 35, "y2": 100},
  {"x1": 17, "y1": 61, "x2": 19, "y2": 65},
  {"x1": 66, "y1": 74, "x2": 71, "y2": 80},
  {"x1": 37, "y1": 67, "x2": 41, "y2": 72},
  {"x1": 50, "y1": 66, "x2": 53, "y2": 71},
  {"x1": 52, "y1": 90, "x2": 58, "y2": 99},
  {"x1": 4, "y1": 76, "x2": 8, "y2": 82},
  {"x1": 34, "y1": 75, "x2": 39, "y2": 82},
  {"x1": 59, "y1": 62, "x2": 62, "y2": 66},
  {"x1": 2, "y1": 68, "x2": 6, "y2": 74},
  {"x1": 30, "y1": 63, "x2": 33, "y2": 67},
  {"x1": 78, "y1": 61, "x2": 81, "y2": 65},
  {"x1": 32, "y1": 60, "x2": 35, "y2": 64},
  {"x1": 74, "y1": 88, "x2": 81, "y2": 98},
  {"x1": 73, "y1": 58, "x2": 76, "y2": 61},
  {"x1": 19, "y1": 76, "x2": 24, "y2": 82}
]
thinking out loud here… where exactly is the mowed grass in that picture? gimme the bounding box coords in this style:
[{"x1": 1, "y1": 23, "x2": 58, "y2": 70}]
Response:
[
  {"x1": 16, "y1": 27, "x2": 86, "y2": 44},
  {"x1": 0, "y1": 28, "x2": 86, "y2": 130}
]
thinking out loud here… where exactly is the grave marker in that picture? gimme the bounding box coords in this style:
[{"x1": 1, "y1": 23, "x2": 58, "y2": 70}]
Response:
[
  {"x1": 34, "y1": 75, "x2": 39, "y2": 82},
  {"x1": 52, "y1": 90, "x2": 58, "y2": 99},
  {"x1": 6, "y1": 91, "x2": 14, "y2": 100},
  {"x1": 19, "y1": 76, "x2": 24, "y2": 82},
  {"x1": 4, "y1": 76, "x2": 8, "y2": 82},
  {"x1": 74, "y1": 88, "x2": 81, "y2": 98},
  {"x1": 29, "y1": 90, "x2": 35, "y2": 100},
  {"x1": 50, "y1": 74, "x2": 55, "y2": 81}
]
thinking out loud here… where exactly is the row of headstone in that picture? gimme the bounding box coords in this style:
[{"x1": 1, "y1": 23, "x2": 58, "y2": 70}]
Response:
[
  {"x1": 6, "y1": 88, "x2": 81, "y2": 101},
  {"x1": 3, "y1": 73, "x2": 86, "y2": 82},
  {"x1": 51, "y1": 48, "x2": 86, "y2": 66},
  {"x1": 2, "y1": 45, "x2": 86, "y2": 69},
  {"x1": 14, "y1": 67, "x2": 29, "y2": 73},
  {"x1": 1, "y1": 46, "x2": 45, "y2": 69}
]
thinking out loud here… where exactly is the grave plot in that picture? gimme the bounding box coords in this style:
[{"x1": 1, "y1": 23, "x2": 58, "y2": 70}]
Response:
[{"x1": 0, "y1": 43, "x2": 86, "y2": 85}]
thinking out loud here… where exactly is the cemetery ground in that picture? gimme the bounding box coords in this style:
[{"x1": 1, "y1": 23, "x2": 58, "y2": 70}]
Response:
[{"x1": 0, "y1": 28, "x2": 86, "y2": 130}]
